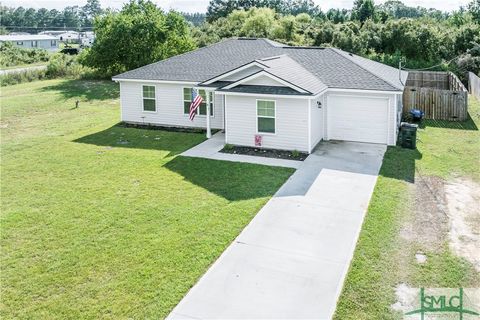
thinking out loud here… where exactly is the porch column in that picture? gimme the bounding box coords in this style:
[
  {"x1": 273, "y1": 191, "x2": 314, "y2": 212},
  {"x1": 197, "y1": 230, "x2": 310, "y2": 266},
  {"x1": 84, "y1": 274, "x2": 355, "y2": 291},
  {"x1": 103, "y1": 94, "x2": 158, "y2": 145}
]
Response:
[{"x1": 206, "y1": 91, "x2": 212, "y2": 139}]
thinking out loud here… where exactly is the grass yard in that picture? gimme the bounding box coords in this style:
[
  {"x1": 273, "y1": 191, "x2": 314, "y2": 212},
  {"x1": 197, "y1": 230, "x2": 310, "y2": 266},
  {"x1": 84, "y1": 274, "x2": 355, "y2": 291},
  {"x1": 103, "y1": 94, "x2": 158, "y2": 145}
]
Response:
[
  {"x1": 335, "y1": 96, "x2": 480, "y2": 319},
  {"x1": 0, "y1": 79, "x2": 294, "y2": 319}
]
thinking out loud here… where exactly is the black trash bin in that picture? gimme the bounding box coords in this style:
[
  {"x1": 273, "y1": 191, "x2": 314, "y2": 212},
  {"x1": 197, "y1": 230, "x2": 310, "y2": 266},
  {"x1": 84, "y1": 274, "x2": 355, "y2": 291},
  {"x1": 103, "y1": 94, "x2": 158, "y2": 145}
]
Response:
[{"x1": 399, "y1": 122, "x2": 418, "y2": 149}]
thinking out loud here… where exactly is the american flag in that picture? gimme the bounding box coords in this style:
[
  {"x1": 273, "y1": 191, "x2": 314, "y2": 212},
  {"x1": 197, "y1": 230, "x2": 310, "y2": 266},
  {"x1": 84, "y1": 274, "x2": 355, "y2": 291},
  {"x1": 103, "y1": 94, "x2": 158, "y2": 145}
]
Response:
[{"x1": 189, "y1": 89, "x2": 203, "y2": 121}]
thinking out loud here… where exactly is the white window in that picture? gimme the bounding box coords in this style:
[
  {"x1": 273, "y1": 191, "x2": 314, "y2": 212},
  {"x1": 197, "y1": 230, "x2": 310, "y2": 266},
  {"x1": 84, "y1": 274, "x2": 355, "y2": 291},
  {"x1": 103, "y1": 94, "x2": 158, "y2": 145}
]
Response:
[
  {"x1": 31, "y1": 41, "x2": 38, "y2": 47},
  {"x1": 142, "y1": 85, "x2": 156, "y2": 112},
  {"x1": 257, "y1": 100, "x2": 275, "y2": 134},
  {"x1": 16, "y1": 41, "x2": 23, "y2": 45},
  {"x1": 183, "y1": 88, "x2": 213, "y2": 116},
  {"x1": 51, "y1": 40, "x2": 57, "y2": 47}
]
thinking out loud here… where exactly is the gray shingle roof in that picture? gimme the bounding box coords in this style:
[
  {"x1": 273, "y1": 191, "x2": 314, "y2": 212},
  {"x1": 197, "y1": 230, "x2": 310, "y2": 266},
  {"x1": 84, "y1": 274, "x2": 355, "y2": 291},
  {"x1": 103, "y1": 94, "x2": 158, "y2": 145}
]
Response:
[
  {"x1": 0, "y1": 34, "x2": 57, "y2": 41},
  {"x1": 113, "y1": 38, "x2": 405, "y2": 92},
  {"x1": 331, "y1": 48, "x2": 408, "y2": 90},
  {"x1": 255, "y1": 55, "x2": 327, "y2": 94}
]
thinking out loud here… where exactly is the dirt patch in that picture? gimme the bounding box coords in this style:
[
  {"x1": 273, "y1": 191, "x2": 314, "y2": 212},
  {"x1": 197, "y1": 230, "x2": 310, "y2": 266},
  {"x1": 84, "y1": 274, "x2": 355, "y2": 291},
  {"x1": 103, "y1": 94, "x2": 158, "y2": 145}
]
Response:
[
  {"x1": 445, "y1": 178, "x2": 480, "y2": 272},
  {"x1": 391, "y1": 283, "x2": 418, "y2": 314},
  {"x1": 399, "y1": 175, "x2": 480, "y2": 268},
  {"x1": 399, "y1": 175, "x2": 449, "y2": 252}
]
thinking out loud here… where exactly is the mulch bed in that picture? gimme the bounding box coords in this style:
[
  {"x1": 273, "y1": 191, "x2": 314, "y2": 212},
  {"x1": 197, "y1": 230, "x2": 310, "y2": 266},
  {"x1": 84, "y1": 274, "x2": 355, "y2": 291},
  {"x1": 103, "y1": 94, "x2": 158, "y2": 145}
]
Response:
[
  {"x1": 220, "y1": 145, "x2": 308, "y2": 161},
  {"x1": 119, "y1": 122, "x2": 219, "y2": 134}
]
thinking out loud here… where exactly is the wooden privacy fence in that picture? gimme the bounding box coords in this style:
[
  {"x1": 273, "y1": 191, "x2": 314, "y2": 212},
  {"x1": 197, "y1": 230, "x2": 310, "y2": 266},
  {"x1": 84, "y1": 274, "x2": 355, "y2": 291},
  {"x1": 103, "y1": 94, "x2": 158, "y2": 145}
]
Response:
[
  {"x1": 469, "y1": 72, "x2": 480, "y2": 100},
  {"x1": 403, "y1": 71, "x2": 468, "y2": 121}
]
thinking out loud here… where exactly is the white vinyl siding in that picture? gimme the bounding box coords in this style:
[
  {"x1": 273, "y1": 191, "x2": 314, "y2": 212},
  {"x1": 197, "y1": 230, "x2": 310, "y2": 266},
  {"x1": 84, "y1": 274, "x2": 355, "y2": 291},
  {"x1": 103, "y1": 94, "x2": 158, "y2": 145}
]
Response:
[
  {"x1": 310, "y1": 94, "x2": 325, "y2": 150},
  {"x1": 221, "y1": 65, "x2": 263, "y2": 81},
  {"x1": 142, "y1": 85, "x2": 156, "y2": 112},
  {"x1": 225, "y1": 95, "x2": 309, "y2": 152},
  {"x1": 6, "y1": 39, "x2": 59, "y2": 51},
  {"x1": 242, "y1": 75, "x2": 286, "y2": 86},
  {"x1": 325, "y1": 92, "x2": 396, "y2": 145},
  {"x1": 119, "y1": 81, "x2": 224, "y2": 129}
]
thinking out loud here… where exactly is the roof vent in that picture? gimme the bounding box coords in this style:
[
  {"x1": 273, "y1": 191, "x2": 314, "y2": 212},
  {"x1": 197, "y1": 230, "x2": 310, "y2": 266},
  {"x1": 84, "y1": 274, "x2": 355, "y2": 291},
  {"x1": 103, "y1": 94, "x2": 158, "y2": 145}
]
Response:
[
  {"x1": 260, "y1": 55, "x2": 284, "y2": 61},
  {"x1": 282, "y1": 46, "x2": 325, "y2": 50}
]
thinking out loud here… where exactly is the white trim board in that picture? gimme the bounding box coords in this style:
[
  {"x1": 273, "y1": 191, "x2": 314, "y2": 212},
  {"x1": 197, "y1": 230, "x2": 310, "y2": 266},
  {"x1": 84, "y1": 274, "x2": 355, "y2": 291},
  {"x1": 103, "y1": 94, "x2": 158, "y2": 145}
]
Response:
[
  {"x1": 223, "y1": 71, "x2": 309, "y2": 94},
  {"x1": 219, "y1": 87, "x2": 400, "y2": 99},
  {"x1": 113, "y1": 78, "x2": 198, "y2": 85},
  {"x1": 326, "y1": 87, "x2": 402, "y2": 95},
  {"x1": 201, "y1": 61, "x2": 267, "y2": 85},
  {"x1": 218, "y1": 91, "x2": 312, "y2": 99}
]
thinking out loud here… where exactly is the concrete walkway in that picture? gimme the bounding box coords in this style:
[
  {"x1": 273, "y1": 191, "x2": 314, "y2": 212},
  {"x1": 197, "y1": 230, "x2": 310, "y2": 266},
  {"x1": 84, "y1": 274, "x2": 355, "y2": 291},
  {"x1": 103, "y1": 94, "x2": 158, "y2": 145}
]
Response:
[
  {"x1": 181, "y1": 132, "x2": 302, "y2": 169},
  {"x1": 170, "y1": 141, "x2": 386, "y2": 320}
]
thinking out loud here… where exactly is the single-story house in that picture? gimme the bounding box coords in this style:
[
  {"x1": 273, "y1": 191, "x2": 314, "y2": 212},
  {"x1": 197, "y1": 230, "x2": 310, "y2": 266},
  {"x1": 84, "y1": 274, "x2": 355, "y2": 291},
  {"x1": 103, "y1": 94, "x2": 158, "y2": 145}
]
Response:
[
  {"x1": 80, "y1": 32, "x2": 95, "y2": 47},
  {"x1": 39, "y1": 30, "x2": 66, "y2": 37},
  {"x1": 57, "y1": 31, "x2": 80, "y2": 42},
  {"x1": 0, "y1": 34, "x2": 59, "y2": 51},
  {"x1": 113, "y1": 38, "x2": 408, "y2": 153}
]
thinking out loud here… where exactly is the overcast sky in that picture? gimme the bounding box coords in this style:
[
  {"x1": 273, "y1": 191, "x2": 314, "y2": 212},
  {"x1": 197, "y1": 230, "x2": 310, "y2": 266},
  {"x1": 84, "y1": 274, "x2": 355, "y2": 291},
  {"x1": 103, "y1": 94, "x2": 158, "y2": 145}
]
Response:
[{"x1": 1, "y1": 0, "x2": 471, "y2": 13}]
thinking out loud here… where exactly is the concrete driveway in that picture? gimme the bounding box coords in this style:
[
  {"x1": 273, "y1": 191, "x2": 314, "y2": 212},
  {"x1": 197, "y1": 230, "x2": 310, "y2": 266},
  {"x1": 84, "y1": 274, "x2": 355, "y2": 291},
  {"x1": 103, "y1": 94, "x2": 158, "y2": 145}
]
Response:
[{"x1": 168, "y1": 141, "x2": 386, "y2": 320}]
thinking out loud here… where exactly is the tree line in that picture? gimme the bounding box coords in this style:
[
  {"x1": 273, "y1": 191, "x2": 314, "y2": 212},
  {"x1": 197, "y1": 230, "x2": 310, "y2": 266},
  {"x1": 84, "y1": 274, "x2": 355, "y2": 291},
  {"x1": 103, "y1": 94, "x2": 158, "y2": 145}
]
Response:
[
  {"x1": 1, "y1": 0, "x2": 479, "y2": 82},
  {"x1": 205, "y1": 0, "x2": 471, "y2": 22},
  {"x1": 88, "y1": 0, "x2": 480, "y2": 82},
  {"x1": 195, "y1": 0, "x2": 480, "y2": 82},
  {"x1": 0, "y1": 0, "x2": 102, "y2": 32}
]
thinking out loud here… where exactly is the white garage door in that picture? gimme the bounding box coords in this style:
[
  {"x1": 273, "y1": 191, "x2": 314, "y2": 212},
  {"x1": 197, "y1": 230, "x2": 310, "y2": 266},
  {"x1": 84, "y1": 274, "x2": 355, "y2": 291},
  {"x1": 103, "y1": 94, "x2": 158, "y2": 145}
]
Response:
[{"x1": 327, "y1": 95, "x2": 389, "y2": 144}]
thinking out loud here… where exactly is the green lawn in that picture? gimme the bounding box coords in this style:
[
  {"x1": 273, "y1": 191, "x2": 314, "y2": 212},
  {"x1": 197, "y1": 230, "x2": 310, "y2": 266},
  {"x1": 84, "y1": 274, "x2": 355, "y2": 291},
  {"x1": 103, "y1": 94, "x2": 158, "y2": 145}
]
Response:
[
  {"x1": 334, "y1": 96, "x2": 480, "y2": 319},
  {"x1": 0, "y1": 79, "x2": 294, "y2": 319}
]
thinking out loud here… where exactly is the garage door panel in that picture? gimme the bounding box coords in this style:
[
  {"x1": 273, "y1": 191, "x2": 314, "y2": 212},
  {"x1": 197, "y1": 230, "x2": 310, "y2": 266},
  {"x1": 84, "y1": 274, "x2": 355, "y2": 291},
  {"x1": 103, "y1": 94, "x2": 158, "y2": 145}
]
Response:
[{"x1": 327, "y1": 95, "x2": 389, "y2": 144}]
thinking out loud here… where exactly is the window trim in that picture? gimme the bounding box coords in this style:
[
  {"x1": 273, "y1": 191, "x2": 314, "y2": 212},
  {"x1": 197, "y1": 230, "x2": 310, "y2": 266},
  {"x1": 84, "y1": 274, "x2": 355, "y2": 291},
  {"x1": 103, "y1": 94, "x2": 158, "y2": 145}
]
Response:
[
  {"x1": 16, "y1": 41, "x2": 24, "y2": 45},
  {"x1": 142, "y1": 85, "x2": 157, "y2": 113},
  {"x1": 51, "y1": 40, "x2": 57, "y2": 47},
  {"x1": 256, "y1": 99, "x2": 276, "y2": 135},
  {"x1": 31, "y1": 40, "x2": 38, "y2": 47},
  {"x1": 182, "y1": 87, "x2": 214, "y2": 118}
]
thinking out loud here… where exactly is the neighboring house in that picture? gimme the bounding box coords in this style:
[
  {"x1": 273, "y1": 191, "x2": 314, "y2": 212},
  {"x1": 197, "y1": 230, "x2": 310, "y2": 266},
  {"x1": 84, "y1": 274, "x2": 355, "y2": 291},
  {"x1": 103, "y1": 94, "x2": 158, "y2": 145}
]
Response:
[
  {"x1": 39, "y1": 30, "x2": 65, "y2": 37},
  {"x1": 80, "y1": 32, "x2": 95, "y2": 47},
  {"x1": 113, "y1": 38, "x2": 408, "y2": 153},
  {"x1": 0, "y1": 34, "x2": 59, "y2": 51},
  {"x1": 57, "y1": 31, "x2": 80, "y2": 42},
  {"x1": 8, "y1": 32, "x2": 31, "y2": 35}
]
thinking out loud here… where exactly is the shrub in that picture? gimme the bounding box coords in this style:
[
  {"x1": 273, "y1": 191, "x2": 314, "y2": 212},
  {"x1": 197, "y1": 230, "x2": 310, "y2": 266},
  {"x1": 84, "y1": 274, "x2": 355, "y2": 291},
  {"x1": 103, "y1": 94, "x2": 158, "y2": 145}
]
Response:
[
  {"x1": 0, "y1": 69, "x2": 47, "y2": 86},
  {"x1": 0, "y1": 42, "x2": 50, "y2": 68},
  {"x1": 0, "y1": 52, "x2": 108, "y2": 87},
  {"x1": 46, "y1": 53, "x2": 87, "y2": 78},
  {"x1": 292, "y1": 150, "x2": 300, "y2": 158},
  {"x1": 224, "y1": 143, "x2": 234, "y2": 151}
]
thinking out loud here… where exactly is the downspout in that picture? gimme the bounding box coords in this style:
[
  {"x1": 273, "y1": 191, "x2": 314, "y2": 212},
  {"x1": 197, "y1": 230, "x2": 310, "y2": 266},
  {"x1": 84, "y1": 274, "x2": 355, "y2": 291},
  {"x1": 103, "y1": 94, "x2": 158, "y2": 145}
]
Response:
[{"x1": 308, "y1": 99, "x2": 312, "y2": 153}]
